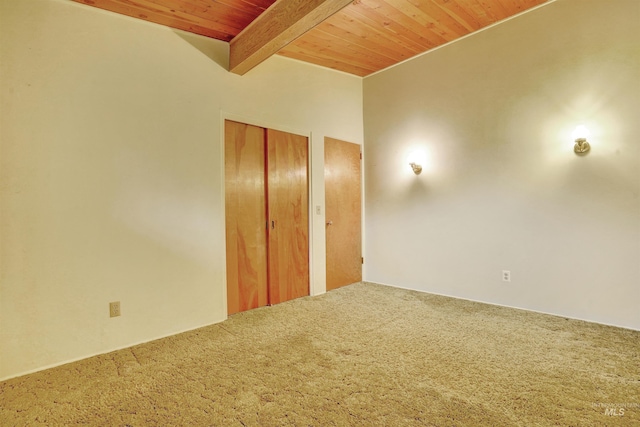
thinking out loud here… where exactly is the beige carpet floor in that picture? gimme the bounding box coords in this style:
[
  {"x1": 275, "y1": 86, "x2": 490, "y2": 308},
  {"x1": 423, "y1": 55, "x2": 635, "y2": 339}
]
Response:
[{"x1": 1, "y1": 282, "x2": 639, "y2": 426}]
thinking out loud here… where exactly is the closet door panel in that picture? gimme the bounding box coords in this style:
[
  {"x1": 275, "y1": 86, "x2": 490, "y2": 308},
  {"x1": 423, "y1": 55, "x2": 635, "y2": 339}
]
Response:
[
  {"x1": 225, "y1": 120, "x2": 269, "y2": 315},
  {"x1": 267, "y1": 129, "x2": 309, "y2": 304},
  {"x1": 325, "y1": 137, "x2": 362, "y2": 291}
]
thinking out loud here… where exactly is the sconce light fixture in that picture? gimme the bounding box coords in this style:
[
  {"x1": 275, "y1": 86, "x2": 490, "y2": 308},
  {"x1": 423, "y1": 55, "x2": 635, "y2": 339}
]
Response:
[
  {"x1": 572, "y1": 125, "x2": 591, "y2": 154},
  {"x1": 407, "y1": 149, "x2": 426, "y2": 175},
  {"x1": 410, "y1": 162, "x2": 422, "y2": 175}
]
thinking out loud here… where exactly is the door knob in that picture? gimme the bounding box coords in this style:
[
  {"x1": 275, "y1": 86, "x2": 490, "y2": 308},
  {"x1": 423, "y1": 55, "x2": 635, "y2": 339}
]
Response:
[{"x1": 326, "y1": 220, "x2": 333, "y2": 226}]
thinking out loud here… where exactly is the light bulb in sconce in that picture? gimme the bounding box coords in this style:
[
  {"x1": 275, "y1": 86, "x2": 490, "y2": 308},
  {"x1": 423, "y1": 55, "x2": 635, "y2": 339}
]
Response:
[
  {"x1": 407, "y1": 150, "x2": 426, "y2": 175},
  {"x1": 572, "y1": 125, "x2": 591, "y2": 154}
]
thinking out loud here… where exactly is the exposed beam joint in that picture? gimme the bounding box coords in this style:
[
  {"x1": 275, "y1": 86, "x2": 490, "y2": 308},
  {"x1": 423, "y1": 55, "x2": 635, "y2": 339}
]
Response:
[{"x1": 229, "y1": 0, "x2": 353, "y2": 75}]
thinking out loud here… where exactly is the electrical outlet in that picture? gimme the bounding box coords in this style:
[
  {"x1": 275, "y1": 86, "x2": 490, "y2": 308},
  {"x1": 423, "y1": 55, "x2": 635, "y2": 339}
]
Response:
[
  {"x1": 502, "y1": 270, "x2": 511, "y2": 282},
  {"x1": 109, "y1": 301, "x2": 121, "y2": 318}
]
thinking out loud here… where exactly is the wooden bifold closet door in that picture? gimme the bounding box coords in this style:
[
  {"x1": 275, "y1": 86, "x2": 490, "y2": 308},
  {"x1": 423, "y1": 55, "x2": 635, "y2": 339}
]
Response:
[{"x1": 225, "y1": 121, "x2": 309, "y2": 315}]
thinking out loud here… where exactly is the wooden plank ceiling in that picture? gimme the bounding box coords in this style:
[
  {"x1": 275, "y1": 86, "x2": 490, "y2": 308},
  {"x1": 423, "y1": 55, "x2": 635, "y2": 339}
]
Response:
[{"x1": 72, "y1": 0, "x2": 548, "y2": 76}]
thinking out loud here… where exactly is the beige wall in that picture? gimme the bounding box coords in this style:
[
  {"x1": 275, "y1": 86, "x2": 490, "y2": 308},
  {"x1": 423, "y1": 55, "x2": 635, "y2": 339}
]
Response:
[
  {"x1": 0, "y1": 0, "x2": 363, "y2": 380},
  {"x1": 363, "y1": 0, "x2": 640, "y2": 330}
]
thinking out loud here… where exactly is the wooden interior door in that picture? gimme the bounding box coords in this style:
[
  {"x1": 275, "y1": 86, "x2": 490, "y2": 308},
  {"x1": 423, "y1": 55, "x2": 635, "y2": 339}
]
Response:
[
  {"x1": 325, "y1": 137, "x2": 362, "y2": 291},
  {"x1": 225, "y1": 120, "x2": 268, "y2": 315},
  {"x1": 267, "y1": 129, "x2": 310, "y2": 304}
]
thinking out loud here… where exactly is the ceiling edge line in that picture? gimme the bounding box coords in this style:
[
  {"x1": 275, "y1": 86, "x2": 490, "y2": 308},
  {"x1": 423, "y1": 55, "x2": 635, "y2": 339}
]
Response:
[
  {"x1": 275, "y1": 54, "x2": 366, "y2": 80},
  {"x1": 363, "y1": 0, "x2": 558, "y2": 79}
]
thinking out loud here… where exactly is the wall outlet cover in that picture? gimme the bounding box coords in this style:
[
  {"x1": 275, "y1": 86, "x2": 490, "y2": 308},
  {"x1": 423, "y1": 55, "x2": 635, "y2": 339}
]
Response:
[
  {"x1": 109, "y1": 301, "x2": 121, "y2": 317},
  {"x1": 502, "y1": 270, "x2": 511, "y2": 282}
]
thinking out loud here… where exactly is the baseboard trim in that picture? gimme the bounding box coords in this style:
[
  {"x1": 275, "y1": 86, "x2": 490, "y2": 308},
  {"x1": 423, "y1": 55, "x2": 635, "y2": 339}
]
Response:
[
  {"x1": 0, "y1": 317, "x2": 226, "y2": 382},
  {"x1": 364, "y1": 280, "x2": 640, "y2": 332}
]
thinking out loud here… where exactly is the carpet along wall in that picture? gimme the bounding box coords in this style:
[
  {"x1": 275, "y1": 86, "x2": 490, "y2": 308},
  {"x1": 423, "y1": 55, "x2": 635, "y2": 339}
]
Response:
[
  {"x1": 363, "y1": 0, "x2": 640, "y2": 330},
  {"x1": 0, "y1": 0, "x2": 363, "y2": 380}
]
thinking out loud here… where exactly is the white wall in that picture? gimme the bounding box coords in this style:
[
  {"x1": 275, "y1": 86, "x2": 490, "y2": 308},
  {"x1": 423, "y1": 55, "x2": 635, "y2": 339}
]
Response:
[
  {"x1": 363, "y1": 0, "x2": 640, "y2": 330},
  {"x1": 0, "y1": 0, "x2": 363, "y2": 380}
]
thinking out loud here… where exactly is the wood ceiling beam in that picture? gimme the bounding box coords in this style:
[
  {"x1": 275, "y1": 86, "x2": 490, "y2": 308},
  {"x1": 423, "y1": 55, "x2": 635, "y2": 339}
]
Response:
[{"x1": 229, "y1": 0, "x2": 353, "y2": 75}]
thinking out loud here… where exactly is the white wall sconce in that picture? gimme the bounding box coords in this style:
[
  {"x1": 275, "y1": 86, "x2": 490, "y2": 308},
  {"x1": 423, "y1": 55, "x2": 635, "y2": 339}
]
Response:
[
  {"x1": 409, "y1": 162, "x2": 422, "y2": 175},
  {"x1": 572, "y1": 125, "x2": 591, "y2": 154}
]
